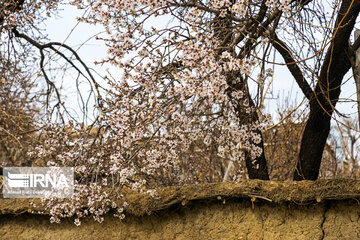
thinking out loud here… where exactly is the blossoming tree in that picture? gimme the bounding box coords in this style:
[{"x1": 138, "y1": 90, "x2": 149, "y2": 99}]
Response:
[{"x1": 68, "y1": 0, "x2": 360, "y2": 181}]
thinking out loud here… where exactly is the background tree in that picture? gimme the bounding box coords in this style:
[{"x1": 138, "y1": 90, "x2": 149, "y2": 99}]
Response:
[
  {"x1": 0, "y1": 54, "x2": 40, "y2": 167},
  {"x1": 334, "y1": 118, "x2": 360, "y2": 178}
]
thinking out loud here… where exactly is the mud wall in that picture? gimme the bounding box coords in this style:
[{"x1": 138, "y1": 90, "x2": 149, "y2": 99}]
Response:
[
  {"x1": 1, "y1": 199, "x2": 360, "y2": 240},
  {"x1": 1, "y1": 180, "x2": 360, "y2": 239}
]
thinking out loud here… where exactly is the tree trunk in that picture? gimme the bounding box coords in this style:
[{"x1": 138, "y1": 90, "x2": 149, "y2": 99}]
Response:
[
  {"x1": 352, "y1": 30, "x2": 360, "y2": 130},
  {"x1": 244, "y1": 130, "x2": 270, "y2": 180},
  {"x1": 227, "y1": 73, "x2": 269, "y2": 180},
  {"x1": 294, "y1": 0, "x2": 360, "y2": 180},
  {"x1": 213, "y1": 13, "x2": 270, "y2": 180},
  {"x1": 294, "y1": 96, "x2": 332, "y2": 180}
]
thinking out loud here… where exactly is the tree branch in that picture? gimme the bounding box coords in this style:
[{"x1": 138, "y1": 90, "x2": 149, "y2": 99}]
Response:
[
  {"x1": 271, "y1": 33, "x2": 313, "y2": 100},
  {"x1": 12, "y1": 28, "x2": 103, "y2": 112}
]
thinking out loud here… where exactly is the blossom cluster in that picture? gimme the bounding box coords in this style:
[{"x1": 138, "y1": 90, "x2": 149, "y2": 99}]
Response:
[
  {"x1": 266, "y1": 0, "x2": 291, "y2": 14},
  {"x1": 0, "y1": 0, "x2": 60, "y2": 33}
]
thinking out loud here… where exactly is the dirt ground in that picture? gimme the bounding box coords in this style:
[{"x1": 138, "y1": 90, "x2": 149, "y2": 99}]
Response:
[{"x1": 1, "y1": 179, "x2": 360, "y2": 239}]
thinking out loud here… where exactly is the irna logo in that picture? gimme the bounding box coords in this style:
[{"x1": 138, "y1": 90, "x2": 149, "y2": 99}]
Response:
[
  {"x1": 3, "y1": 167, "x2": 74, "y2": 198},
  {"x1": 7, "y1": 172, "x2": 69, "y2": 188}
]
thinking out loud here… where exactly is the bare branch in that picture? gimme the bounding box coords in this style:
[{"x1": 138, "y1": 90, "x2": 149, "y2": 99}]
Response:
[{"x1": 271, "y1": 33, "x2": 313, "y2": 100}]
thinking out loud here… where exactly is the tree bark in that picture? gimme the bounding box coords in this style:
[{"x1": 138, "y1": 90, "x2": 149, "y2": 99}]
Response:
[
  {"x1": 294, "y1": 0, "x2": 360, "y2": 180},
  {"x1": 352, "y1": 30, "x2": 360, "y2": 130},
  {"x1": 226, "y1": 73, "x2": 270, "y2": 180},
  {"x1": 213, "y1": 11, "x2": 270, "y2": 180}
]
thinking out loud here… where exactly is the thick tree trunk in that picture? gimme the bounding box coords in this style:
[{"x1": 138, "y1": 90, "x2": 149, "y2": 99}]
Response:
[
  {"x1": 240, "y1": 93, "x2": 269, "y2": 180},
  {"x1": 294, "y1": 96, "x2": 332, "y2": 180},
  {"x1": 227, "y1": 73, "x2": 269, "y2": 180},
  {"x1": 244, "y1": 130, "x2": 270, "y2": 180},
  {"x1": 213, "y1": 12, "x2": 270, "y2": 180},
  {"x1": 294, "y1": 0, "x2": 360, "y2": 180}
]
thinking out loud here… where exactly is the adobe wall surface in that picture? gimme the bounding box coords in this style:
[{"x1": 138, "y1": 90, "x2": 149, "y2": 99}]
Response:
[{"x1": 1, "y1": 180, "x2": 360, "y2": 239}]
